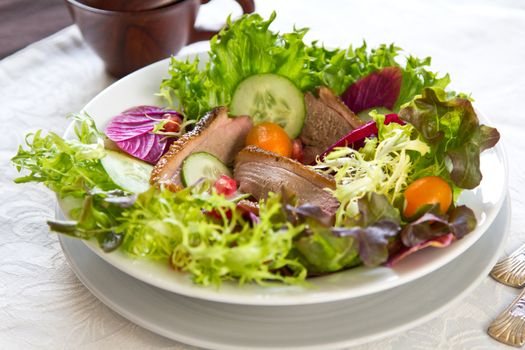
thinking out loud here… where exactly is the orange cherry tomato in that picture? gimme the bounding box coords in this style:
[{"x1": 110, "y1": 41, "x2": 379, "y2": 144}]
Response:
[
  {"x1": 403, "y1": 176, "x2": 452, "y2": 218},
  {"x1": 245, "y1": 122, "x2": 292, "y2": 157}
]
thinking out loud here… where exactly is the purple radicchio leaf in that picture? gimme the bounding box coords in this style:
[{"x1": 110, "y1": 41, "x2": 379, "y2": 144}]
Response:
[
  {"x1": 285, "y1": 203, "x2": 334, "y2": 227},
  {"x1": 319, "y1": 114, "x2": 404, "y2": 161},
  {"x1": 401, "y1": 205, "x2": 477, "y2": 247},
  {"x1": 105, "y1": 105, "x2": 182, "y2": 164},
  {"x1": 386, "y1": 233, "x2": 454, "y2": 267},
  {"x1": 447, "y1": 205, "x2": 477, "y2": 239},
  {"x1": 332, "y1": 220, "x2": 400, "y2": 267},
  {"x1": 341, "y1": 66, "x2": 403, "y2": 114}
]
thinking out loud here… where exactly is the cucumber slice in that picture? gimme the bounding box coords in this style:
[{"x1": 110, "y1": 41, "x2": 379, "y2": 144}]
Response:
[
  {"x1": 230, "y1": 73, "x2": 305, "y2": 138},
  {"x1": 101, "y1": 150, "x2": 153, "y2": 193},
  {"x1": 181, "y1": 152, "x2": 232, "y2": 187}
]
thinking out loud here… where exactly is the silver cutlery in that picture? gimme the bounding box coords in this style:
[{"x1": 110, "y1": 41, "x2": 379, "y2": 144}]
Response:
[
  {"x1": 488, "y1": 288, "x2": 525, "y2": 347},
  {"x1": 491, "y1": 243, "x2": 525, "y2": 287},
  {"x1": 488, "y1": 243, "x2": 525, "y2": 346}
]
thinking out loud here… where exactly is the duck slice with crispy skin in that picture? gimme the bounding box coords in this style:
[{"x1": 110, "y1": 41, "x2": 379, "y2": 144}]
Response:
[
  {"x1": 300, "y1": 87, "x2": 364, "y2": 164},
  {"x1": 151, "y1": 107, "x2": 252, "y2": 190},
  {"x1": 317, "y1": 86, "x2": 364, "y2": 129},
  {"x1": 234, "y1": 145, "x2": 340, "y2": 216}
]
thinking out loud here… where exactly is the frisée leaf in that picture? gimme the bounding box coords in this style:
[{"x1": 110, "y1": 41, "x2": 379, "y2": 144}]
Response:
[
  {"x1": 121, "y1": 187, "x2": 308, "y2": 286},
  {"x1": 11, "y1": 113, "x2": 115, "y2": 198},
  {"x1": 314, "y1": 113, "x2": 429, "y2": 225}
]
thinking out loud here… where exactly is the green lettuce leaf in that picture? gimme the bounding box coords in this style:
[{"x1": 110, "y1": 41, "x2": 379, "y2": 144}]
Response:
[
  {"x1": 394, "y1": 56, "x2": 451, "y2": 110},
  {"x1": 293, "y1": 223, "x2": 360, "y2": 274},
  {"x1": 307, "y1": 42, "x2": 399, "y2": 96},
  {"x1": 122, "y1": 188, "x2": 307, "y2": 286},
  {"x1": 160, "y1": 13, "x2": 451, "y2": 121},
  {"x1": 208, "y1": 12, "x2": 312, "y2": 98},
  {"x1": 308, "y1": 42, "x2": 450, "y2": 108},
  {"x1": 12, "y1": 113, "x2": 132, "y2": 251},
  {"x1": 399, "y1": 87, "x2": 500, "y2": 189},
  {"x1": 11, "y1": 113, "x2": 115, "y2": 198},
  {"x1": 160, "y1": 12, "x2": 313, "y2": 120},
  {"x1": 47, "y1": 189, "x2": 134, "y2": 252}
]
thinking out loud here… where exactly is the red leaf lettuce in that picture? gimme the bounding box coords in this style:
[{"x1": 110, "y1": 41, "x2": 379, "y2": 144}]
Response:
[{"x1": 399, "y1": 87, "x2": 500, "y2": 189}]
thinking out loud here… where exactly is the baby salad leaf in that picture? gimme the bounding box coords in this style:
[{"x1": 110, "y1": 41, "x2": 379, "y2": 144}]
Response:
[
  {"x1": 105, "y1": 105, "x2": 182, "y2": 164},
  {"x1": 121, "y1": 188, "x2": 307, "y2": 286},
  {"x1": 160, "y1": 13, "x2": 451, "y2": 122},
  {"x1": 285, "y1": 203, "x2": 334, "y2": 227},
  {"x1": 159, "y1": 57, "x2": 214, "y2": 120},
  {"x1": 332, "y1": 193, "x2": 401, "y2": 267},
  {"x1": 307, "y1": 42, "x2": 399, "y2": 96},
  {"x1": 387, "y1": 233, "x2": 454, "y2": 267},
  {"x1": 314, "y1": 113, "x2": 429, "y2": 225},
  {"x1": 332, "y1": 44, "x2": 450, "y2": 112},
  {"x1": 394, "y1": 56, "x2": 451, "y2": 110},
  {"x1": 293, "y1": 223, "x2": 361, "y2": 274},
  {"x1": 11, "y1": 113, "x2": 115, "y2": 198},
  {"x1": 48, "y1": 189, "x2": 133, "y2": 252},
  {"x1": 399, "y1": 87, "x2": 500, "y2": 189},
  {"x1": 12, "y1": 113, "x2": 135, "y2": 252},
  {"x1": 319, "y1": 113, "x2": 405, "y2": 160},
  {"x1": 400, "y1": 205, "x2": 477, "y2": 246},
  {"x1": 341, "y1": 67, "x2": 403, "y2": 113},
  {"x1": 160, "y1": 12, "x2": 313, "y2": 120}
]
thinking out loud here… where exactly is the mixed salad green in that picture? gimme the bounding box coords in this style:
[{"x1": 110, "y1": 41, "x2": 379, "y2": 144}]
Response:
[{"x1": 12, "y1": 12, "x2": 499, "y2": 286}]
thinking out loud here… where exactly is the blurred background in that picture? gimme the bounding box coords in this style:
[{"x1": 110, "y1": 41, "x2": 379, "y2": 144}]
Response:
[{"x1": 0, "y1": 0, "x2": 72, "y2": 58}]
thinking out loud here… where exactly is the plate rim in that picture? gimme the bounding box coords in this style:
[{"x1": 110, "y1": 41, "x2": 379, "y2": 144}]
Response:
[
  {"x1": 58, "y1": 194, "x2": 511, "y2": 349},
  {"x1": 62, "y1": 51, "x2": 509, "y2": 305}
]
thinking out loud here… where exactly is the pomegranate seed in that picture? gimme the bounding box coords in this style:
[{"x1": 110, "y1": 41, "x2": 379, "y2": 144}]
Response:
[
  {"x1": 162, "y1": 113, "x2": 182, "y2": 133},
  {"x1": 214, "y1": 175, "x2": 237, "y2": 196},
  {"x1": 204, "y1": 208, "x2": 233, "y2": 221}
]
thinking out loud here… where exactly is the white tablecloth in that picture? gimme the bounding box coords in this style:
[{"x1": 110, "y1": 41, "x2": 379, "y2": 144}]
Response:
[{"x1": 1, "y1": 0, "x2": 525, "y2": 348}]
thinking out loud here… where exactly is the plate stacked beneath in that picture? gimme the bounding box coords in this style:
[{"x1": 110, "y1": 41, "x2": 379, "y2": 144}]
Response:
[
  {"x1": 59, "y1": 196, "x2": 510, "y2": 349},
  {"x1": 58, "y1": 52, "x2": 510, "y2": 349}
]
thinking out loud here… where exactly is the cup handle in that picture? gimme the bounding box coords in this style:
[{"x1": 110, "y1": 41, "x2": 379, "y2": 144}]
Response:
[{"x1": 188, "y1": 0, "x2": 255, "y2": 43}]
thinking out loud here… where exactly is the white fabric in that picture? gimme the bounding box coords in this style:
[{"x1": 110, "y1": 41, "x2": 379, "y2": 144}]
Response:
[{"x1": 1, "y1": 0, "x2": 524, "y2": 348}]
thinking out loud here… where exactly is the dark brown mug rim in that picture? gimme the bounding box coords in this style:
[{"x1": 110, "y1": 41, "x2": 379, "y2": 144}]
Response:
[{"x1": 65, "y1": 0, "x2": 190, "y2": 16}]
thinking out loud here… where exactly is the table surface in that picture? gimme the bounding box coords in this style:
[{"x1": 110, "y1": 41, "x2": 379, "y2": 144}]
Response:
[{"x1": 1, "y1": 0, "x2": 525, "y2": 349}]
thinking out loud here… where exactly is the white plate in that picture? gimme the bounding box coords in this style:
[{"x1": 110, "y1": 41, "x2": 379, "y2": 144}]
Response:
[
  {"x1": 64, "y1": 51, "x2": 508, "y2": 305},
  {"x1": 59, "y1": 195, "x2": 510, "y2": 350}
]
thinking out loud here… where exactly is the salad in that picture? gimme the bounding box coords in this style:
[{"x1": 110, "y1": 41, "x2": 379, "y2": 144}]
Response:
[{"x1": 12, "y1": 13, "x2": 500, "y2": 287}]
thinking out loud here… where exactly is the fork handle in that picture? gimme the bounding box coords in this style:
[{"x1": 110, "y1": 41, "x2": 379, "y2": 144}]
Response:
[
  {"x1": 488, "y1": 288, "x2": 525, "y2": 346},
  {"x1": 491, "y1": 243, "x2": 525, "y2": 287}
]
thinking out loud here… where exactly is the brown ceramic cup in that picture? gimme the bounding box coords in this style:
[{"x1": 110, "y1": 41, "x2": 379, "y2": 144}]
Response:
[
  {"x1": 65, "y1": 0, "x2": 255, "y2": 77},
  {"x1": 78, "y1": 0, "x2": 181, "y2": 12}
]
